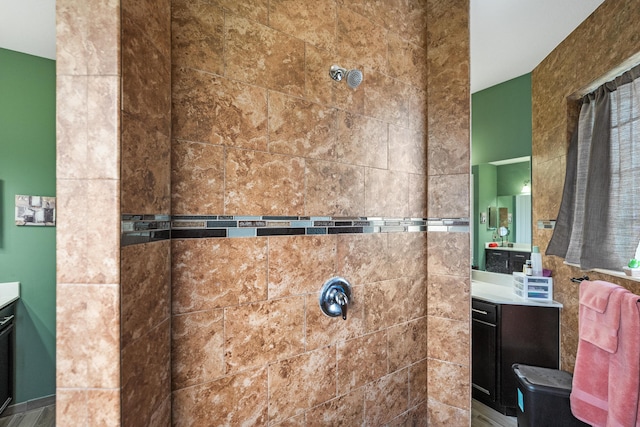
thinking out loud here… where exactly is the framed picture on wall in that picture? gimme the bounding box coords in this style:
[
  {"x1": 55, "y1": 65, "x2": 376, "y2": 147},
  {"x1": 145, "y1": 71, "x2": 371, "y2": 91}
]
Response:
[{"x1": 15, "y1": 195, "x2": 56, "y2": 226}]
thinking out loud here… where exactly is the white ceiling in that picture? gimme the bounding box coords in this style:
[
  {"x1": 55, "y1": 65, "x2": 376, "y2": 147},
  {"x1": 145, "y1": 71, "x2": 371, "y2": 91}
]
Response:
[
  {"x1": 0, "y1": 0, "x2": 606, "y2": 92},
  {"x1": 471, "y1": 0, "x2": 605, "y2": 93}
]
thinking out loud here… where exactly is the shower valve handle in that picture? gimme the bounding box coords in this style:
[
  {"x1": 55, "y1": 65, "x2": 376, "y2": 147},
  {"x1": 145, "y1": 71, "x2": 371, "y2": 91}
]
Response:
[{"x1": 334, "y1": 290, "x2": 348, "y2": 320}]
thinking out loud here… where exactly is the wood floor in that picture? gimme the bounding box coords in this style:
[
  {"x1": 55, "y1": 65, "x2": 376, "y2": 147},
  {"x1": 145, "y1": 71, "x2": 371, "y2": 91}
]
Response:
[
  {"x1": 0, "y1": 405, "x2": 54, "y2": 427},
  {"x1": 472, "y1": 399, "x2": 518, "y2": 427}
]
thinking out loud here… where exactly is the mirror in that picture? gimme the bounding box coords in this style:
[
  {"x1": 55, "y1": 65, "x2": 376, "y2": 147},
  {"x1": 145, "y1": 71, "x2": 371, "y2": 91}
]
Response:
[
  {"x1": 472, "y1": 158, "x2": 532, "y2": 270},
  {"x1": 487, "y1": 206, "x2": 497, "y2": 229}
]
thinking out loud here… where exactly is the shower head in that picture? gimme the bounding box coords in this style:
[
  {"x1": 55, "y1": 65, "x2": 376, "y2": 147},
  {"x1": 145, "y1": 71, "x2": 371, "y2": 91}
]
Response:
[{"x1": 329, "y1": 65, "x2": 363, "y2": 89}]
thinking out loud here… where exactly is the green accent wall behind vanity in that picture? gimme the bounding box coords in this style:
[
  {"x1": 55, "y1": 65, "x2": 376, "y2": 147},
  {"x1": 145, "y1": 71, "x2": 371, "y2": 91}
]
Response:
[
  {"x1": 472, "y1": 73, "x2": 532, "y2": 270},
  {"x1": 472, "y1": 74, "x2": 532, "y2": 165},
  {"x1": 0, "y1": 48, "x2": 56, "y2": 403}
]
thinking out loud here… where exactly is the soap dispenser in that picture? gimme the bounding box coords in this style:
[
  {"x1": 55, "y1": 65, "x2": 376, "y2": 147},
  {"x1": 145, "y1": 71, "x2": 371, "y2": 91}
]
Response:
[{"x1": 531, "y1": 246, "x2": 543, "y2": 276}]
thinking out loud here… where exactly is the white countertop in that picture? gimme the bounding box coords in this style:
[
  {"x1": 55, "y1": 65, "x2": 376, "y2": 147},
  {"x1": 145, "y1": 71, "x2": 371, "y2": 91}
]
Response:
[
  {"x1": 0, "y1": 282, "x2": 20, "y2": 310},
  {"x1": 471, "y1": 270, "x2": 562, "y2": 308},
  {"x1": 484, "y1": 242, "x2": 531, "y2": 252}
]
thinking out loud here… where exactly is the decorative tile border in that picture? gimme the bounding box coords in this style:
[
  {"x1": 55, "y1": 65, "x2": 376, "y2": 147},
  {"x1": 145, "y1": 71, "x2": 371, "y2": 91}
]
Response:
[{"x1": 121, "y1": 215, "x2": 469, "y2": 246}]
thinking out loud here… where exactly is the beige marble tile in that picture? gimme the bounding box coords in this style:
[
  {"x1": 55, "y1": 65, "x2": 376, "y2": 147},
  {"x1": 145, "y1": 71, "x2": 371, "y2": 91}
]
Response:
[
  {"x1": 427, "y1": 174, "x2": 469, "y2": 219},
  {"x1": 337, "y1": 7, "x2": 387, "y2": 72},
  {"x1": 305, "y1": 285, "x2": 366, "y2": 350},
  {"x1": 268, "y1": 91, "x2": 337, "y2": 161},
  {"x1": 387, "y1": 33, "x2": 427, "y2": 89},
  {"x1": 56, "y1": 389, "x2": 88, "y2": 427},
  {"x1": 409, "y1": 173, "x2": 428, "y2": 218},
  {"x1": 305, "y1": 388, "x2": 365, "y2": 427},
  {"x1": 122, "y1": 0, "x2": 170, "y2": 58},
  {"x1": 121, "y1": 319, "x2": 170, "y2": 426},
  {"x1": 210, "y1": 0, "x2": 268, "y2": 24},
  {"x1": 171, "y1": 237, "x2": 268, "y2": 314},
  {"x1": 305, "y1": 159, "x2": 365, "y2": 217},
  {"x1": 225, "y1": 14, "x2": 305, "y2": 96},
  {"x1": 121, "y1": 113, "x2": 171, "y2": 214},
  {"x1": 427, "y1": 397, "x2": 470, "y2": 427},
  {"x1": 171, "y1": 140, "x2": 225, "y2": 215},
  {"x1": 387, "y1": 231, "x2": 428, "y2": 279},
  {"x1": 171, "y1": 309, "x2": 224, "y2": 390},
  {"x1": 364, "y1": 278, "x2": 418, "y2": 333},
  {"x1": 336, "y1": 111, "x2": 388, "y2": 169},
  {"x1": 337, "y1": 330, "x2": 387, "y2": 392},
  {"x1": 388, "y1": 317, "x2": 428, "y2": 372},
  {"x1": 225, "y1": 148, "x2": 305, "y2": 215},
  {"x1": 409, "y1": 359, "x2": 428, "y2": 407},
  {"x1": 57, "y1": 0, "x2": 120, "y2": 76},
  {"x1": 407, "y1": 84, "x2": 428, "y2": 131},
  {"x1": 388, "y1": 125, "x2": 427, "y2": 175},
  {"x1": 85, "y1": 0, "x2": 120, "y2": 75},
  {"x1": 269, "y1": 0, "x2": 337, "y2": 52},
  {"x1": 122, "y1": 11, "x2": 171, "y2": 137},
  {"x1": 364, "y1": 70, "x2": 410, "y2": 127},
  {"x1": 56, "y1": 76, "x2": 120, "y2": 181},
  {"x1": 268, "y1": 346, "x2": 337, "y2": 423},
  {"x1": 365, "y1": 168, "x2": 409, "y2": 217},
  {"x1": 172, "y1": 67, "x2": 268, "y2": 149},
  {"x1": 56, "y1": 0, "x2": 88, "y2": 76},
  {"x1": 362, "y1": 1, "x2": 428, "y2": 49},
  {"x1": 171, "y1": 0, "x2": 224, "y2": 74},
  {"x1": 337, "y1": 233, "x2": 389, "y2": 285},
  {"x1": 57, "y1": 284, "x2": 120, "y2": 389},
  {"x1": 148, "y1": 394, "x2": 171, "y2": 427},
  {"x1": 268, "y1": 235, "x2": 337, "y2": 298},
  {"x1": 427, "y1": 358, "x2": 469, "y2": 411},
  {"x1": 56, "y1": 75, "x2": 88, "y2": 180},
  {"x1": 426, "y1": 231, "x2": 470, "y2": 277},
  {"x1": 427, "y1": 274, "x2": 470, "y2": 322},
  {"x1": 121, "y1": 241, "x2": 171, "y2": 348},
  {"x1": 364, "y1": 369, "x2": 409, "y2": 425},
  {"x1": 172, "y1": 367, "x2": 268, "y2": 427},
  {"x1": 56, "y1": 179, "x2": 120, "y2": 284},
  {"x1": 427, "y1": 316, "x2": 469, "y2": 366},
  {"x1": 225, "y1": 296, "x2": 305, "y2": 373}
]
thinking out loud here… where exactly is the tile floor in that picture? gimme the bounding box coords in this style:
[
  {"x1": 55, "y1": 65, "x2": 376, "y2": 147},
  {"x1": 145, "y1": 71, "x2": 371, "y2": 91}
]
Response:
[{"x1": 0, "y1": 405, "x2": 54, "y2": 427}]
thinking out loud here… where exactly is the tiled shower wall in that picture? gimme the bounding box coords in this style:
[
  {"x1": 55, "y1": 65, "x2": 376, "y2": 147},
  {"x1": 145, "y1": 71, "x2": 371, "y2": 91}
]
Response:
[
  {"x1": 55, "y1": 0, "x2": 470, "y2": 425},
  {"x1": 120, "y1": 0, "x2": 173, "y2": 425},
  {"x1": 170, "y1": 0, "x2": 469, "y2": 425},
  {"x1": 532, "y1": 0, "x2": 640, "y2": 372}
]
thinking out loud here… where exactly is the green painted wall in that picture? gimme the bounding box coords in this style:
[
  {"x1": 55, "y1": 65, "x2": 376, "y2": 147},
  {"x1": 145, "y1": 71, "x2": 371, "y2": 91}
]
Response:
[
  {"x1": 0, "y1": 48, "x2": 56, "y2": 403},
  {"x1": 472, "y1": 74, "x2": 532, "y2": 165},
  {"x1": 472, "y1": 74, "x2": 532, "y2": 270}
]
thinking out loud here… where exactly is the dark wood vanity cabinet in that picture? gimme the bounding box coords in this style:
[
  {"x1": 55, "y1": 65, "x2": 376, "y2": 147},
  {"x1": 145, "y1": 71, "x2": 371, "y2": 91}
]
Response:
[
  {"x1": 472, "y1": 298, "x2": 559, "y2": 415},
  {"x1": 485, "y1": 249, "x2": 530, "y2": 274}
]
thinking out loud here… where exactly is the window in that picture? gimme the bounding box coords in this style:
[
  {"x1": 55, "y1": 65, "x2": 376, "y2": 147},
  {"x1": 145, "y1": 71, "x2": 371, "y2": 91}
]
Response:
[{"x1": 547, "y1": 64, "x2": 640, "y2": 271}]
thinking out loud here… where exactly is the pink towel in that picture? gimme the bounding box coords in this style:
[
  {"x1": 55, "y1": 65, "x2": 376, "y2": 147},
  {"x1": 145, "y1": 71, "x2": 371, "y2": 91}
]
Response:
[
  {"x1": 578, "y1": 281, "x2": 624, "y2": 353},
  {"x1": 571, "y1": 280, "x2": 640, "y2": 427}
]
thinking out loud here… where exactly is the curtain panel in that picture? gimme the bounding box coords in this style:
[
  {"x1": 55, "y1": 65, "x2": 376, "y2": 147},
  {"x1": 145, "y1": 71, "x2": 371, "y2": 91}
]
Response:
[{"x1": 547, "y1": 64, "x2": 640, "y2": 270}]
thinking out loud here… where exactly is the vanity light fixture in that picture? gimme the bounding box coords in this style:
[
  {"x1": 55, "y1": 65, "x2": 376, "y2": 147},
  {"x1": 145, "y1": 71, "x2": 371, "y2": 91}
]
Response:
[{"x1": 521, "y1": 180, "x2": 531, "y2": 194}]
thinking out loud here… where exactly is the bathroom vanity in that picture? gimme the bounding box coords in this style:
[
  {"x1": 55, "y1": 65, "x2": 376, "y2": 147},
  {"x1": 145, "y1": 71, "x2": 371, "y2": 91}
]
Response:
[
  {"x1": 0, "y1": 283, "x2": 19, "y2": 415},
  {"x1": 471, "y1": 271, "x2": 561, "y2": 415},
  {"x1": 484, "y1": 243, "x2": 531, "y2": 275}
]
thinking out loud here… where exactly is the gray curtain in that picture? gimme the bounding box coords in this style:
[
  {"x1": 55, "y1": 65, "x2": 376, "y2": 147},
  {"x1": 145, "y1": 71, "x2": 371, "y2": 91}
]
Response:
[{"x1": 547, "y1": 64, "x2": 640, "y2": 270}]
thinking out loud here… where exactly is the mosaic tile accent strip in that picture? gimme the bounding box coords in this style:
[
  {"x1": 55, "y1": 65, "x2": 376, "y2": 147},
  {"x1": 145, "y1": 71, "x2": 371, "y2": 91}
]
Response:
[
  {"x1": 121, "y1": 215, "x2": 469, "y2": 246},
  {"x1": 121, "y1": 214, "x2": 171, "y2": 246}
]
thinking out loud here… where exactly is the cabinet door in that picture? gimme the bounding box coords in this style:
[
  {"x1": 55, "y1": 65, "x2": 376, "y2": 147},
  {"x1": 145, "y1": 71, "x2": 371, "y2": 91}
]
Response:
[
  {"x1": 485, "y1": 250, "x2": 509, "y2": 274},
  {"x1": 510, "y1": 251, "x2": 530, "y2": 274},
  {"x1": 472, "y1": 300, "x2": 497, "y2": 403},
  {"x1": 499, "y1": 305, "x2": 559, "y2": 409}
]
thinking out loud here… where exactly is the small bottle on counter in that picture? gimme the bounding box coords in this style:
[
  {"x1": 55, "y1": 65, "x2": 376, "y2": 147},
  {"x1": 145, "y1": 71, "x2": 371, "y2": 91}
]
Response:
[
  {"x1": 531, "y1": 246, "x2": 543, "y2": 276},
  {"x1": 524, "y1": 260, "x2": 533, "y2": 276}
]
